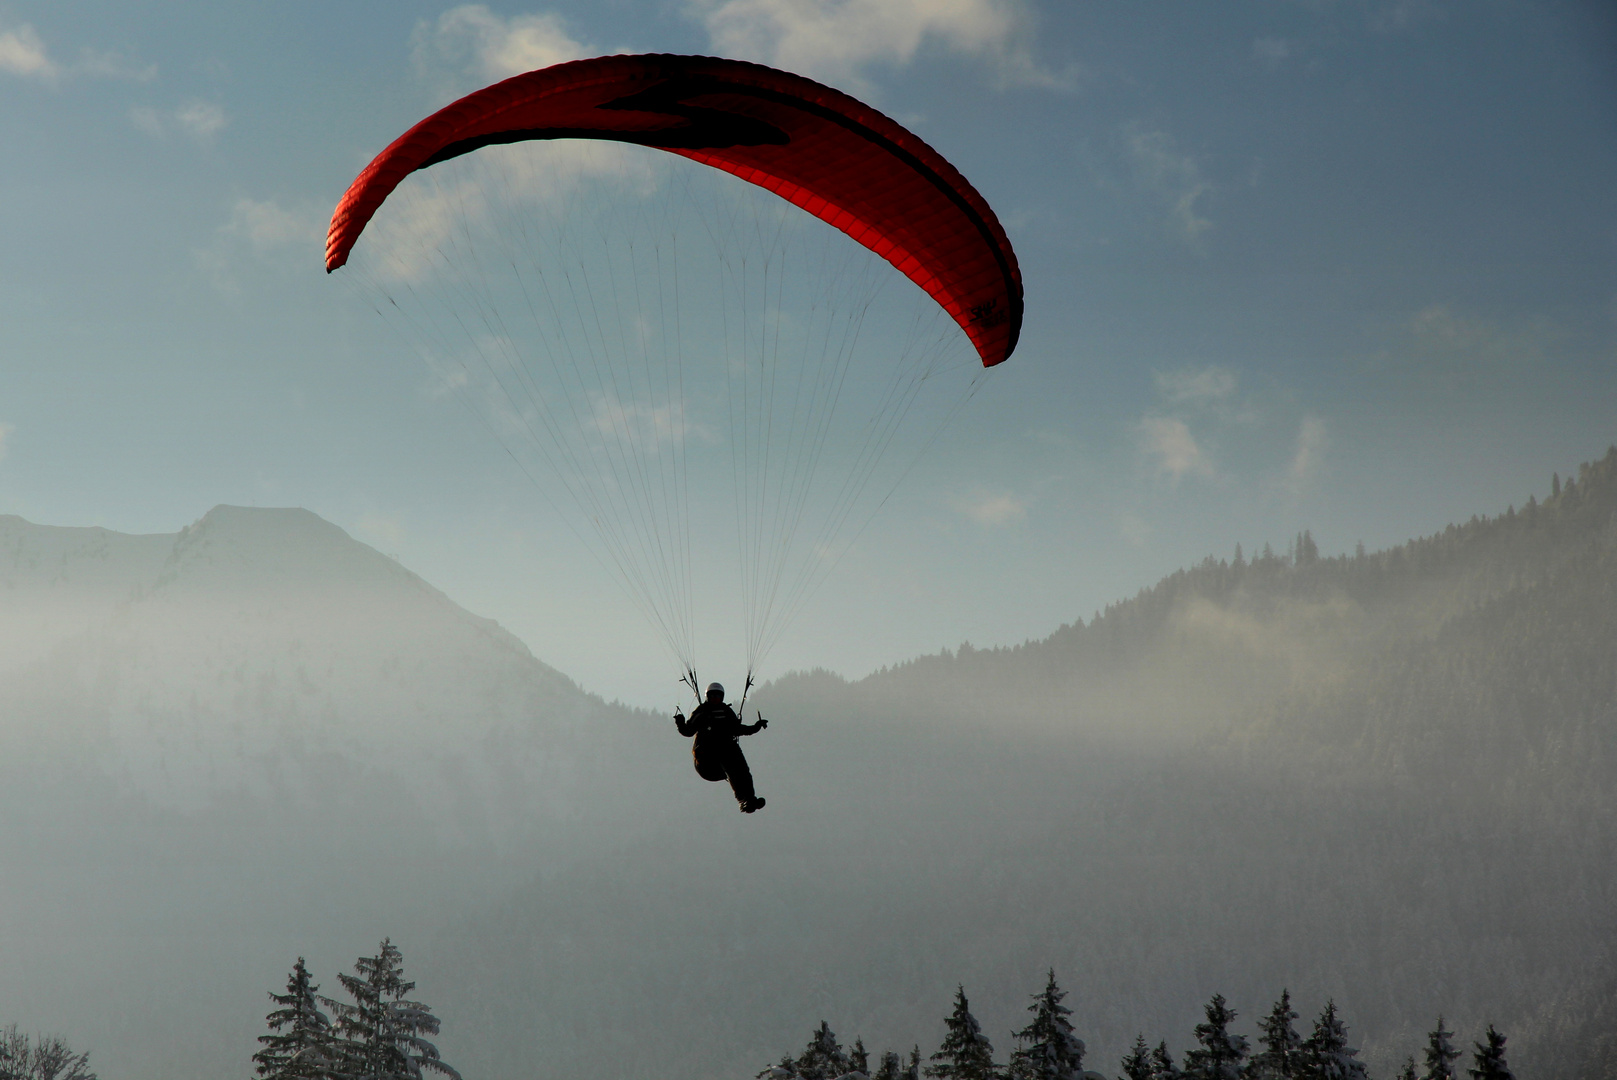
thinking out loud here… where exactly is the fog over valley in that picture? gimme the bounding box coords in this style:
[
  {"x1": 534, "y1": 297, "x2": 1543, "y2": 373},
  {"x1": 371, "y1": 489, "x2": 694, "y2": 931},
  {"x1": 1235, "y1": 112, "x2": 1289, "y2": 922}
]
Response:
[{"x1": 2, "y1": 450, "x2": 1612, "y2": 1080}]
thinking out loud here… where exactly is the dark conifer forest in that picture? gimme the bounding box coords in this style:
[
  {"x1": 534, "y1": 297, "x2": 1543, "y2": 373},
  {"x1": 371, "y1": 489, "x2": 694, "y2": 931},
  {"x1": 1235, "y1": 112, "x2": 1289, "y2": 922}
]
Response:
[{"x1": 751, "y1": 972, "x2": 1524, "y2": 1080}]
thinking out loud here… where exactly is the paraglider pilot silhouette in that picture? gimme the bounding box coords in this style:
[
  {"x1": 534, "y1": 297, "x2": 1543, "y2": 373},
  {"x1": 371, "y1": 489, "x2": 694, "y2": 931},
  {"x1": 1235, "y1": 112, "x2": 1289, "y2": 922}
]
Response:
[{"x1": 676, "y1": 682, "x2": 768, "y2": 813}]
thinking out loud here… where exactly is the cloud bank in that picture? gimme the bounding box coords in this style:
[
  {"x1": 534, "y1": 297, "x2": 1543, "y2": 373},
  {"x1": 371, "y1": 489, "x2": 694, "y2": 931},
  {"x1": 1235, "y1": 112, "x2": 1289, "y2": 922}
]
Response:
[
  {"x1": 693, "y1": 0, "x2": 1072, "y2": 90},
  {"x1": 132, "y1": 100, "x2": 228, "y2": 140},
  {"x1": 1153, "y1": 365, "x2": 1236, "y2": 407},
  {"x1": 0, "y1": 23, "x2": 53, "y2": 80},
  {"x1": 195, "y1": 197, "x2": 326, "y2": 291},
  {"x1": 413, "y1": 5, "x2": 595, "y2": 97},
  {"x1": 951, "y1": 489, "x2": 1028, "y2": 526},
  {"x1": 408, "y1": 2, "x2": 1071, "y2": 105},
  {"x1": 1285, "y1": 415, "x2": 1328, "y2": 494},
  {"x1": 1125, "y1": 126, "x2": 1212, "y2": 241},
  {"x1": 1138, "y1": 415, "x2": 1213, "y2": 482},
  {"x1": 0, "y1": 21, "x2": 155, "y2": 84}
]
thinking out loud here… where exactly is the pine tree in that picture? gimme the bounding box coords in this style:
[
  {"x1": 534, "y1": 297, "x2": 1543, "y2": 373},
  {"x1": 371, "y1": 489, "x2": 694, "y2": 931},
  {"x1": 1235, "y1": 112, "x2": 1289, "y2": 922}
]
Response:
[
  {"x1": 254, "y1": 958, "x2": 335, "y2": 1080},
  {"x1": 1300, "y1": 1001, "x2": 1365, "y2": 1080},
  {"x1": 908, "y1": 1046, "x2": 923, "y2": 1080},
  {"x1": 1395, "y1": 1057, "x2": 1417, "y2": 1080},
  {"x1": 1119, "y1": 1035, "x2": 1153, "y2": 1080},
  {"x1": 1248, "y1": 990, "x2": 1301, "y2": 1079},
  {"x1": 851, "y1": 1038, "x2": 871, "y2": 1076},
  {"x1": 1007, "y1": 970, "x2": 1085, "y2": 1080},
  {"x1": 1421, "y1": 1018, "x2": 1460, "y2": 1080},
  {"x1": 792, "y1": 1022, "x2": 851, "y2": 1080},
  {"x1": 1300, "y1": 530, "x2": 1318, "y2": 564},
  {"x1": 1552, "y1": 473, "x2": 1561, "y2": 499},
  {"x1": 1183, "y1": 995, "x2": 1247, "y2": 1080},
  {"x1": 1466, "y1": 1027, "x2": 1512, "y2": 1080},
  {"x1": 926, "y1": 986, "x2": 997, "y2": 1080},
  {"x1": 322, "y1": 939, "x2": 460, "y2": 1080},
  {"x1": 874, "y1": 1052, "x2": 904, "y2": 1080},
  {"x1": 1150, "y1": 1041, "x2": 1182, "y2": 1080}
]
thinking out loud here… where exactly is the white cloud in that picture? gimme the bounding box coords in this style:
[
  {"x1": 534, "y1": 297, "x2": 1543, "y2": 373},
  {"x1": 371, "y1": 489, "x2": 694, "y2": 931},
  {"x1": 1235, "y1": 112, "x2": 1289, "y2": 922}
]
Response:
[
  {"x1": 1154, "y1": 365, "x2": 1235, "y2": 407},
  {"x1": 176, "y1": 100, "x2": 227, "y2": 138},
  {"x1": 950, "y1": 489, "x2": 1027, "y2": 527},
  {"x1": 353, "y1": 175, "x2": 483, "y2": 285},
  {"x1": 0, "y1": 23, "x2": 154, "y2": 83},
  {"x1": 693, "y1": 0, "x2": 1073, "y2": 91},
  {"x1": 587, "y1": 394, "x2": 714, "y2": 453},
  {"x1": 1125, "y1": 126, "x2": 1212, "y2": 241},
  {"x1": 131, "y1": 100, "x2": 229, "y2": 140},
  {"x1": 1405, "y1": 304, "x2": 1523, "y2": 360},
  {"x1": 196, "y1": 198, "x2": 326, "y2": 292},
  {"x1": 351, "y1": 142, "x2": 657, "y2": 285},
  {"x1": 1384, "y1": 304, "x2": 1550, "y2": 389},
  {"x1": 413, "y1": 5, "x2": 594, "y2": 97},
  {"x1": 1285, "y1": 414, "x2": 1327, "y2": 493},
  {"x1": 427, "y1": 365, "x2": 471, "y2": 399},
  {"x1": 1138, "y1": 415, "x2": 1213, "y2": 482},
  {"x1": 0, "y1": 23, "x2": 56, "y2": 80},
  {"x1": 223, "y1": 198, "x2": 324, "y2": 253},
  {"x1": 76, "y1": 48, "x2": 157, "y2": 82}
]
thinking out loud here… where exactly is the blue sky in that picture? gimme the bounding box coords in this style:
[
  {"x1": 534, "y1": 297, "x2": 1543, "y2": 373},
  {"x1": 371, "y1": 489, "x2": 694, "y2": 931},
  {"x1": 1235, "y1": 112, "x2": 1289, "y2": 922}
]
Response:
[{"x1": 2, "y1": 0, "x2": 1613, "y2": 705}]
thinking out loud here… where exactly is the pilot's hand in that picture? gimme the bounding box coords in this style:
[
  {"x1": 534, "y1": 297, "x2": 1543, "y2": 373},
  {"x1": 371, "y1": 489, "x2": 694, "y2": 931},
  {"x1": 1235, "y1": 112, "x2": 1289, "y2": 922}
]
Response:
[
  {"x1": 757, "y1": 716, "x2": 769, "y2": 729},
  {"x1": 674, "y1": 710, "x2": 685, "y2": 724}
]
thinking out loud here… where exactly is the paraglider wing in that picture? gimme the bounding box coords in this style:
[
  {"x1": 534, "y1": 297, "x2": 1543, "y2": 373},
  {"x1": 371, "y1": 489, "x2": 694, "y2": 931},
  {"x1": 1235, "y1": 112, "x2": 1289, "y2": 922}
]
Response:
[{"x1": 326, "y1": 53, "x2": 1022, "y2": 366}]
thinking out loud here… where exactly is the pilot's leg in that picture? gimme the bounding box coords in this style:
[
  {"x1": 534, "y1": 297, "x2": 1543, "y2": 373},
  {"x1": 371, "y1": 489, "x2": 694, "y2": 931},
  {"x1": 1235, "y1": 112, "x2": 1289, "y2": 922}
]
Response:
[{"x1": 723, "y1": 742, "x2": 757, "y2": 808}]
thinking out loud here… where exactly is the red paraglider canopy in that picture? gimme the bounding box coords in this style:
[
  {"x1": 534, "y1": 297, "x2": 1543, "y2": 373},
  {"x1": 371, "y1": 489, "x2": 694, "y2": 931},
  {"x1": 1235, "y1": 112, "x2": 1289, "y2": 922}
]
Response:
[{"x1": 326, "y1": 53, "x2": 1022, "y2": 367}]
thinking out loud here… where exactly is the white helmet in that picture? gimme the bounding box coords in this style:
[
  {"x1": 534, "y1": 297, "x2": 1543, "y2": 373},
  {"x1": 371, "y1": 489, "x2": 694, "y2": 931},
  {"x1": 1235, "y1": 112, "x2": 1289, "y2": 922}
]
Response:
[{"x1": 706, "y1": 682, "x2": 725, "y2": 699}]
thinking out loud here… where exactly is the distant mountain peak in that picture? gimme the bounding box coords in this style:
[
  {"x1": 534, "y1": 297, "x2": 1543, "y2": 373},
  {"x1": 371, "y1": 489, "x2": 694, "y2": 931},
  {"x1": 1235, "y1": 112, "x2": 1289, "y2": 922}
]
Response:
[
  {"x1": 157, "y1": 504, "x2": 427, "y2": 597},
  {"x1": 186, "y1": 504, "x2": 336, "y2": 534}
]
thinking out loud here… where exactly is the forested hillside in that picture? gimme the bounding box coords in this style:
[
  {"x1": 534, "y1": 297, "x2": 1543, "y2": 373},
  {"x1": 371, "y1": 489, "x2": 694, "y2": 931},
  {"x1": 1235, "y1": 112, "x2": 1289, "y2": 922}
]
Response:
[
  {"x1": 798, "y1": 447, "x2": 1617, "y2": 756},
  {"x1": 742, "y1": 446, "x2": 1617, "y2": 1078}
]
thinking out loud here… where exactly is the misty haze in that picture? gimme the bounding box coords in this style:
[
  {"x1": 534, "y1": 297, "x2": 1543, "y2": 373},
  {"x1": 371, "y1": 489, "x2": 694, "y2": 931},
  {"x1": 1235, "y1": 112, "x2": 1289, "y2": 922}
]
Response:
[{"x1": 3, "y1": 451, "x2": 1614, "y2": 1079}]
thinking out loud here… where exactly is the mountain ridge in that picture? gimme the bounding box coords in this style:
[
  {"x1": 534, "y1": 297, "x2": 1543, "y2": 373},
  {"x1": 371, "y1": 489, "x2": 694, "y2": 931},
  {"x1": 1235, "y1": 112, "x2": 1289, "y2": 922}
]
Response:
[
  {"x1": 0, "y1": 502, "x2": 603, "y2": 827},
  {"x1": 759, "y1": 446, "x2": 1617, "y2": 747}
]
